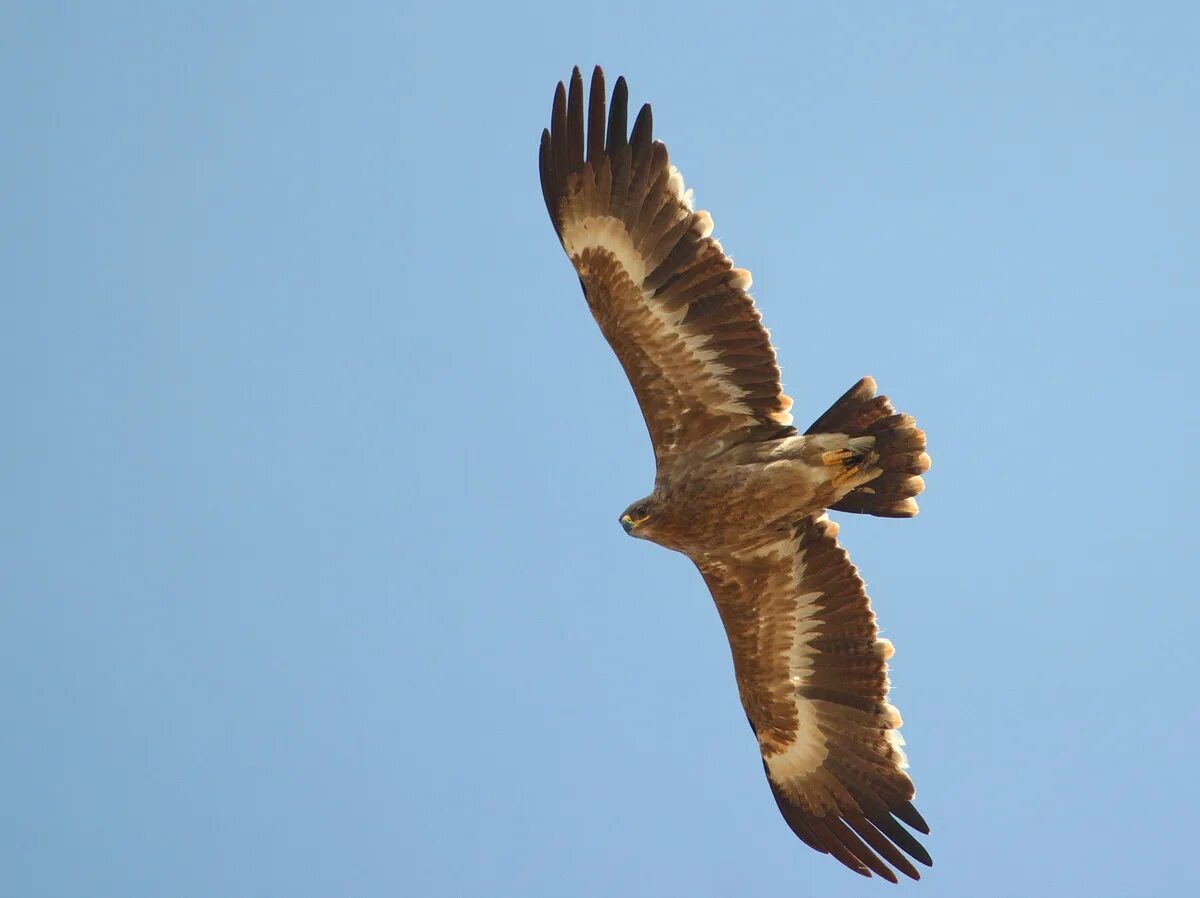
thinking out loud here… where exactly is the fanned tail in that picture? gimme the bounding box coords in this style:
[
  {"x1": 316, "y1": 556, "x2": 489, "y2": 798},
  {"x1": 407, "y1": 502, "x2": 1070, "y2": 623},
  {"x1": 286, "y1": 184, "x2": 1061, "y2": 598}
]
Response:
[{"x1": 808, "y1": 377, "x2": 931, "y2": 518}]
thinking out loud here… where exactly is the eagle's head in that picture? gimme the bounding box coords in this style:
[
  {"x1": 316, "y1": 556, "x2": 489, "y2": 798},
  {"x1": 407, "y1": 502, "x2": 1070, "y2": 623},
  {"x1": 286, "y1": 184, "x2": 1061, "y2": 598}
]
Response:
[{"x1": 619, "y1": 496, "x2": 658, "y2": 538}]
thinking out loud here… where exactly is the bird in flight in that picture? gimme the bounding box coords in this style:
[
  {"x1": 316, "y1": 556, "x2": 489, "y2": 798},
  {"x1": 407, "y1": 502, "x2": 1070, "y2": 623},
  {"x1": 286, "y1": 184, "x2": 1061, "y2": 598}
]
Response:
[{"x1": 538, "y1": 66, "x2": 933, "y2": 882}]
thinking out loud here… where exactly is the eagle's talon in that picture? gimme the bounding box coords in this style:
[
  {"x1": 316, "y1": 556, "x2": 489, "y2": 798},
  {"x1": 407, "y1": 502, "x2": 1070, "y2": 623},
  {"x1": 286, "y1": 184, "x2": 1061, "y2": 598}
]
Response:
[
  {"x1": 831, "y1": 467, "x2": 861, "y2": 488},
  {"x1": 821, "y1": 448, "x2": 861, "y2": 468},
  {"x1": 822, "y1": 448, "x2": 875, "y2": 488}
]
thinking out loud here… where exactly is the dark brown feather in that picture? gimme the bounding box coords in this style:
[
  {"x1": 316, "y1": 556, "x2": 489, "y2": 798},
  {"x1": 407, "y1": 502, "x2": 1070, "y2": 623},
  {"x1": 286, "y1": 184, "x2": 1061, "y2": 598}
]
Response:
[
  {"x1": 586, "y1": 66, "x2": 606, "y2": 164},
  {"x1": 566, "y1": 67, "x2": 585, "y2": 174},
  {"x1": 538, "y1": 130, "x2": 555, "y2": 224},
  {"x1": 807, "y1": 819, "x2": 872, "y2": 878},
  {"x1": 609, "y1": 143, "x2": 632, "y2": 223},
  {"x1": 644, "y1": 232, "x2": 699, "y2": 291},
  {"x1": 824, "y1": 815, "x2": 899, "y2": 882},
  {"x1": 872, "y1": 812, "x2": 933, "y2": 866},
  {"x1": 846, "y1": 813, "x2": 922, "y2": 880},
  {"x1": 630, "y1": 101, "x2": 653, "y2": 153},
  {"x1": 549, "y1": 85, "x2": 568, "y2": 224},
  {"x1": 605, "y1": 76, "x2": 628, "y2": 154}
]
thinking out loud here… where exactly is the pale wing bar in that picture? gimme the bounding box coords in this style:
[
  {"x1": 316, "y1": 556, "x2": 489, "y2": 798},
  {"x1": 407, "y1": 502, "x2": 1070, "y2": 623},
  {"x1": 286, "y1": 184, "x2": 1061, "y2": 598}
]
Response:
[
  {"x1": 697, "y1": 516, "x2": 931, "y2": 882},
  {"x1": 540, "y1": 67, "x2": 794, "y2": 466}
]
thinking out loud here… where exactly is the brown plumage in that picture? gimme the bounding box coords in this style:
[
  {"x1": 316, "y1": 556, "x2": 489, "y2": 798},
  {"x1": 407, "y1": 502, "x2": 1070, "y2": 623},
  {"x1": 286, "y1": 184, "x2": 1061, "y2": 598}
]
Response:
[{"x1": 539, "y1": 67, "x2": 933, "y2": 882}]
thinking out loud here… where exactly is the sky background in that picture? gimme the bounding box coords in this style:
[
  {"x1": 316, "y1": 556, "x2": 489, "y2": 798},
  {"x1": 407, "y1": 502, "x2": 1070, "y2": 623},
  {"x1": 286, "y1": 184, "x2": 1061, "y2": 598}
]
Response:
[{"x1": 3, "y1": 2, "x2": 1199, "y2": 896}]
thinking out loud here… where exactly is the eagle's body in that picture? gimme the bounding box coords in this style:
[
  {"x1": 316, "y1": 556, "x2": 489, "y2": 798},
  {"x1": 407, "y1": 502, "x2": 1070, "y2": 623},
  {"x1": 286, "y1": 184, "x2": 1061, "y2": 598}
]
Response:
[
  {"x1": 540, "y1": 67, "x2": 934, "y2": 882},
  {"x1": 639, "y1": 433, "x2": 870, "y2": 555}
]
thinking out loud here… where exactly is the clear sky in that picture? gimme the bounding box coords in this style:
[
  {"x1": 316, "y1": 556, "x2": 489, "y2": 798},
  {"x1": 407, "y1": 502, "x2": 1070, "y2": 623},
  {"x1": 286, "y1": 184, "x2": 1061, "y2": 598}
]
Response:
[{"x1": 3, "y1": 2, "x2": 1198, "y2": 896}]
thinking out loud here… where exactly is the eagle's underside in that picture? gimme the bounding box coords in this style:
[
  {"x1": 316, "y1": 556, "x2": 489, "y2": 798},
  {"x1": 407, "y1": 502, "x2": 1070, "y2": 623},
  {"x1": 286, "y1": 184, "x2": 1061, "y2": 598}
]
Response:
[
  {"x1": 540, "y1": 66, "x2": 933, "y2": 882},
  {"x1": 619, "y1": 432, "x2": 884, "y2": 556}
]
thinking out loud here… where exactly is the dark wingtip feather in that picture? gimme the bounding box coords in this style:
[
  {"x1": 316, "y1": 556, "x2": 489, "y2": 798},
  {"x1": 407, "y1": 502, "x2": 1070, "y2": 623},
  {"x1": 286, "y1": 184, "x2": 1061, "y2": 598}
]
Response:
[
  {"x1": 550, "y1": 81, "x2": 567, "y2": 202},
  {"x1": 894, "y1": 800, "x2": 931, "y2": 835},
  {"x1": 552, "y1": 80, "x2": 566, "y2": 118},
  {"x1": 808, "y1": 819, "x2": 873, "y2": 878},
  {"x1": 538, "y1": 129, "x2": 556, "y2": 225},
  {"x1": 763, "y1": 762, "x2": 828, "y2": 855},
  {"x1": 764, "y1": 744, "x2": 932, "y2": 877},
  {"x1": 846, "y1": 814, "x2": 922, "y2": 881},
  {"x1": 872, "y1": 812, "x2": 933, "y2": 867},
  {"x1": 630, "y1": 102, "x2": 653, "y2": 152},
  {"x1": 566, "y1": 68, "x2": 585, "y2": 172},
  {"x1": 824, "y1": 816, "x2": 898, "y2": 883},
  {"x1": 607, "y1": 75, "x2": 629, "y2": 152},
  {"x1": 587, "y1": 66, "x2": 606, "y2": 163}
]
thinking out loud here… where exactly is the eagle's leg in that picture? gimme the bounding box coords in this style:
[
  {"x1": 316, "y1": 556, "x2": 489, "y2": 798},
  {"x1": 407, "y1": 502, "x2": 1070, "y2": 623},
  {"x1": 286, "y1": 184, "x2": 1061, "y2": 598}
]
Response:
[{"x1": 820, "y1": 437, "x2": 880, "y2": 489}]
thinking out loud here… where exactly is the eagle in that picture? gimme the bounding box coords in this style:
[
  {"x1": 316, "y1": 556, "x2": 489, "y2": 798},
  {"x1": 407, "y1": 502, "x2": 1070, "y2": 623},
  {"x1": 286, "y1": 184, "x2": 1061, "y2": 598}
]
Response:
[{"x1": 538, "y1": 67, "x2": 934, "y2": 882}]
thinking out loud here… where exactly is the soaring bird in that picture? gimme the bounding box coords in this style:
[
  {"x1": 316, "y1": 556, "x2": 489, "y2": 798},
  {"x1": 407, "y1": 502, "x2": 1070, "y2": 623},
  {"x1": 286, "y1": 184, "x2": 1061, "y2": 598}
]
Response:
[{"x1": 538, "y1": 67, "x2": 934, "y2": 882}]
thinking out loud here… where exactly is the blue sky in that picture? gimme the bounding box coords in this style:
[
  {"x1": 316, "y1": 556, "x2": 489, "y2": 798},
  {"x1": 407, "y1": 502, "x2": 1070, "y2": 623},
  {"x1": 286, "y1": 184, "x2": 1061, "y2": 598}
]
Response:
[{"x1": 3, "y1": 2, "x2": 1198, "y2": 895}]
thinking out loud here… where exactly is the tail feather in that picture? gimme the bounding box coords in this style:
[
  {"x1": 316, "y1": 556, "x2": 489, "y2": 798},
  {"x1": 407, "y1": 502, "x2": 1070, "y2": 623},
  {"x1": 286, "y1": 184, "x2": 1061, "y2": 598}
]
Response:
[
  {"x1": 806, "y1": 378, "x2": 893, "y2": 436},
  {"x1": 809, "y1": 378, "x2": 930, "y2": 518}
]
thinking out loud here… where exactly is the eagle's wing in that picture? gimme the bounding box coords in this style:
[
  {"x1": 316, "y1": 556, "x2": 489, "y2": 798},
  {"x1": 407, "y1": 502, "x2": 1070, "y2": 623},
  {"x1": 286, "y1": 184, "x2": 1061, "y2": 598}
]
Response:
[
  {"x1": 694, "y1": 515, "x2": 932, "y2": 882},
  {"x1": 540, "y1": 67, "x2": 794, "y2": 468}
]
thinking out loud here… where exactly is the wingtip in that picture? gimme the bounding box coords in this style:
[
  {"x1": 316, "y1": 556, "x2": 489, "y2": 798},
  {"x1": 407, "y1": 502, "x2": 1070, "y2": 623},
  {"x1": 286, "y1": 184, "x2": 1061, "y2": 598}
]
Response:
[
  {"x1": 872, "y1": 812, "x2": 933, "y2": 867},
  {"x1": 631, "y1": 102, "x2": 653, "y2": 147},
  {"x1": 895, "y1": 800, "x2": 931, "y2": 835},
  {"x1": 613, "y1": 74, "x2": 628, "y2": 100}
]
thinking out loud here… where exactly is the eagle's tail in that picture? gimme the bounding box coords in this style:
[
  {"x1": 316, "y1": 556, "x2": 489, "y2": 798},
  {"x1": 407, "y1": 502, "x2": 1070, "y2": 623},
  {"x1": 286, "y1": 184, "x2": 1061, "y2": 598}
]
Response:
[{"x1": 808, "y1": 377, "x2": 930, "y2": 518}]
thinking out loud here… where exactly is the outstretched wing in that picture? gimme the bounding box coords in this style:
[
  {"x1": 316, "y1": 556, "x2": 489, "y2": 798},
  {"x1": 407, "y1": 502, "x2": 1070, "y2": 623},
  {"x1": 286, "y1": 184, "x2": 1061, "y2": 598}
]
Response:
[
  {"x1": 539, "y1": 67, "x2": 794, "y2": 469},
  {"x1": 694, "y1": 516, "x2": 932, "y2": 882}
]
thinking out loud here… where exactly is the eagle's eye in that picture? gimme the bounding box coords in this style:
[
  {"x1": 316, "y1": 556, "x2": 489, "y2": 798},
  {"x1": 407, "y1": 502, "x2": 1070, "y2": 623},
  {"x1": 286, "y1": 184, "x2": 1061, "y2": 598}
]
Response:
[{"x1": 633, "y1": 504, "x2": 649, "y2": 520}]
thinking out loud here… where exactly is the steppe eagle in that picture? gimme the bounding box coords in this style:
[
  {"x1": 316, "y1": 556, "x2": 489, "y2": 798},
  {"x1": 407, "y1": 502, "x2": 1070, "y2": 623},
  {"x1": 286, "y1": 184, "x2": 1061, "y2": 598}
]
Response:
[{"x1": 538, "y1": 67, "x2": 933, "y2": 882}]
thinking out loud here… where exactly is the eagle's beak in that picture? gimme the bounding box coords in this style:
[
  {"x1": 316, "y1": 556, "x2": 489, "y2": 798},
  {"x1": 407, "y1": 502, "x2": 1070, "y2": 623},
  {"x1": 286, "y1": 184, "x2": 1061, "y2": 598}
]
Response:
[{"x1": 620, "y1": 513, "x2": 634, "y2": 534}]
